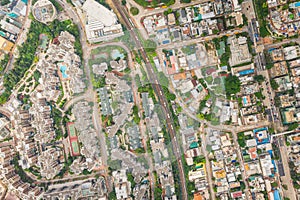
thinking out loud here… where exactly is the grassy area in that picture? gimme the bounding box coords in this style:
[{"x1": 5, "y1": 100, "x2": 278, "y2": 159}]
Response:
[
  {"x1": 204, "y1": 76, "x2": 213, "y2": 85},
  {"x1": 213, "y1": 36, "x2": 230, "y2": 66},
  {"x1": 181, "y1": 44, "x2": 197, "y2": 55},
  {"x1": 253, "y1": 0, "x2": 270, "y2": 37},
  {"x1": 158, "y1": 71, "x2": 169, "y2": 87},
  {"x1": 142, "y1": 39, "x2": 157, "y2": 54},
  {"x1": 89, "y1": 45, "x2": 127, "y2": 66},
  {"x1": 130, "y1": 7, "x2": 139, "y2": 16},
  {"x1": 0, "y1": 54, "x2": 9, "y2": 74},
  {"x1": 134, "y1": 0, "x2": 174, "y2": 7},
  {"x1": 225, "y1": 75, "x2": 241, "y2": 97},
  {"x1": 212, "y1": 85, "x2": 225, "y2": 95},
  {"x1": 237, "y1": 132, "x2": 246, "y2": 147}
]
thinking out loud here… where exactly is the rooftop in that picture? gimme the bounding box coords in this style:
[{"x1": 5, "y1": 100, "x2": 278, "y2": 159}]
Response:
[
  {"x1": 82, "y1": 0, "x2": 117, "y2": 27},
  {"x1": 0, "y1": 36, "x2": 14, "y2": 52}
]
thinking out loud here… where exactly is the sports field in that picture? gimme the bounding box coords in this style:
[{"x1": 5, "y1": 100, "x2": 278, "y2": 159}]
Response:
[
  {"x1": 67, "y1": 123, "x2": 77, "y2": 137},
  {"x1": 67, "y1": 122, "x2": 80, "y2": 156},
  {"x1": 71, "y1": 141, "x2": 80, "y2": 156}
]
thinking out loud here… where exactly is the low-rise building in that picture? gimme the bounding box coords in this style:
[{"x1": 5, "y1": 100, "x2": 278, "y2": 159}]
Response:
[
  {"x1": 112, "y1": 170, "x2": 132, "y2": 200},
  {"x1": 0, "y1": 36, "x2": 13, "y2": 53}
]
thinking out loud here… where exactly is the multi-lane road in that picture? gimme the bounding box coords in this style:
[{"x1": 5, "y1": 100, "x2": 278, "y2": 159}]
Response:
[{"x1": 110, "y1": 0, "x2": 188, "y2": 199}]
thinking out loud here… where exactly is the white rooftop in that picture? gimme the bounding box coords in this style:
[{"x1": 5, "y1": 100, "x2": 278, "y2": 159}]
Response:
[{"x1": 82, "y1": 0, "x2": 117, "y2": 27}]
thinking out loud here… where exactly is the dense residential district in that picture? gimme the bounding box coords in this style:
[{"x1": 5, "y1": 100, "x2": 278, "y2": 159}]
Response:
[{"x1": 0, "y1": 0, "x2": 299, "y2": 199}]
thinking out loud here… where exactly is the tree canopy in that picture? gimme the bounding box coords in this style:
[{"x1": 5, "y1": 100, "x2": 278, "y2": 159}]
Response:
[
  {"x1": 225, "y1": 75, "x2": 241, "y2": 96},
  {"x1": 254, "y1": 75, "x2": 265, "y2": 83},
  {"x1": 270, "y1": 79, "x2": 279, "y2": 90}
]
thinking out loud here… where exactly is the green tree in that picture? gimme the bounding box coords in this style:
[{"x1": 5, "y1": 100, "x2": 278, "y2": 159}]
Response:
[
  {"x1": 109, "y1": 190, "x2": 117, "y2": 200},
  {"x1": 254, "y1": 75, "x2": 265, "y2": 83},
  {"x1": 282, "y1": 184, "x2": 288, "y2": 190},
  {"x1": 237, "y1": 132, "x2": 246, "y2": 147},
  {"x1": 266, "y1": 63, "x2": 274, "y2": 69},
  {"x1": 82, "y1": 169, "x2": 91, "y2": 175},
  {"x1": 127, "y1": 173, "x2": 136, "y2": 189},
  {"x1": 271, "y1": 182, "x2": 278, "y2": 188},
  {"x1": 225, "y1": 75, "x2": 241, "y2": 96},
  {"x1": 33, "y1": 70, "x2": 41, "y2": 82},
  {"x1": 213, "y1": 38, "x2": 221, "y2": 49},
  {"x1": 0, "y1": 53, "x2": 9, "y2": 72},
  {"x1": 254, "y1": 91, "x2": 264, "y2": 99},
  {"x1": 0, "y1": 0, "x2": 10, "y2": 5},
  {"x1": 288, "y1": 123, "x2": 299, "y2": 131},
  {"x1": 270, "y1": 79, "x2": 279, "y2": 90},
  {"x1": 242, "y1": 14, "x2": 248, "y2": 25}
]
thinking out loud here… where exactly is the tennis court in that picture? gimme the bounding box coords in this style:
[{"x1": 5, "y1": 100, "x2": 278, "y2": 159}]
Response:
[
  {"x1": 71, "y1": 141, "x2": 80, "y2": 156},
  {"x1": 67, "y1": 123, "x2": 77, "y2": 137}
]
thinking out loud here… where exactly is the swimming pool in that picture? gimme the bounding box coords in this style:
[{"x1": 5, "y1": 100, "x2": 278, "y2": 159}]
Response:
[
  {"x1": 253, "y1": 127, "x2": 268, "y2": 133},
  {"x1": 7, "y1": 12, "x2": 18, "y2": 18},
  {"x1": 111, "y1": 49, "x2": 125, "y2": 60},
  {"x1": 60, "y1": 66, "x2": 68, "y2": 78},
  {"x1": 239, "y1": 69, "x2": 254, "y2": 76},
  {"x1": 243, "y1": 96, "x2": 248, "y2": 106},
  {"x1": 0, "y1": 31, "x2": 5, "y2": 37},
  {"x1": 274, "y1": 190, "x2": 281, "y2": 200},
  {"x1": 295, "y1": 2, "x2": 300, "y2": 7}
]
